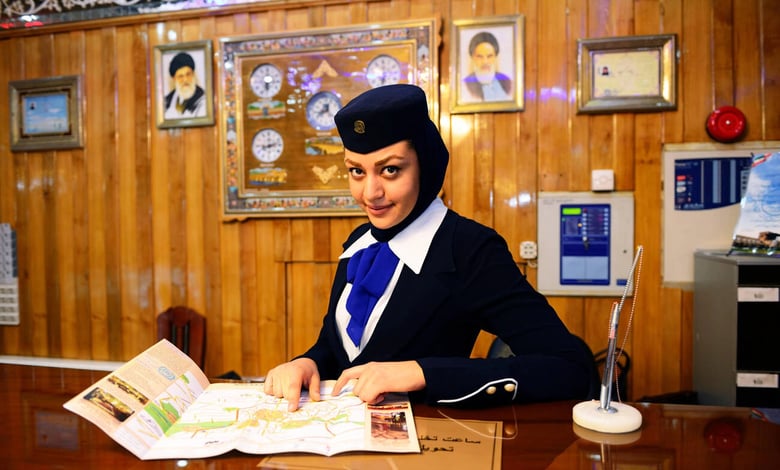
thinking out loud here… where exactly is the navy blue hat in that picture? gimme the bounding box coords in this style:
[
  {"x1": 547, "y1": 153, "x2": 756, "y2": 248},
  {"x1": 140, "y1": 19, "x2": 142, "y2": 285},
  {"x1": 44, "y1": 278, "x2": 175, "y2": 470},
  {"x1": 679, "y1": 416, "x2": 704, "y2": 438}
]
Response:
[
  {"x1": 169, "y1": 52, "x2": 195, "y2": 77},
  {"x1": 335, "y1": 84, "x2": 449, "y2": 240}
]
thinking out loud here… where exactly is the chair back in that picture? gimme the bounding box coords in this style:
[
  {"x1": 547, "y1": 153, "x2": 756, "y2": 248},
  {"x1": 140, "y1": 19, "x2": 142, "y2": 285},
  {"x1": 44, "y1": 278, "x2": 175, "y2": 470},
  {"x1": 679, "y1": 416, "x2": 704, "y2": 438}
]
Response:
[{"x1": 157, "y1": 306, "x2": 206, "y2": 369}]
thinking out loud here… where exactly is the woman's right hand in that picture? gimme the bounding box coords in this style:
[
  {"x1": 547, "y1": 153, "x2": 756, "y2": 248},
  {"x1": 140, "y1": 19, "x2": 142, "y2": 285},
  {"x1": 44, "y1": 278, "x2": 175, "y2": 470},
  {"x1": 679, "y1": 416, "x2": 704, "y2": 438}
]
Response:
[{"x1": 263, "y1": 357, "x2": 321, "y2": 411}]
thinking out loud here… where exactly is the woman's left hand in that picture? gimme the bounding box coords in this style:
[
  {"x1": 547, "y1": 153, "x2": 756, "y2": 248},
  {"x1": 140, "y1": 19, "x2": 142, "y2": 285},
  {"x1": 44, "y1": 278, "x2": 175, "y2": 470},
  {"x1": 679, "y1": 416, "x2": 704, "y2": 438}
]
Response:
[{"x1": 331, "y1": 361, "x2": 426, "y2": 404}]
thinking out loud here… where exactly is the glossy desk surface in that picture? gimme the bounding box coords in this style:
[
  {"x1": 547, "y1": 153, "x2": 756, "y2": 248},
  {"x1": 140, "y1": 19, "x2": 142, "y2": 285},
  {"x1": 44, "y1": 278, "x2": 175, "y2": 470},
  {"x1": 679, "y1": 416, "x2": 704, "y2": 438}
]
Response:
[{"x1": 2, "y1": 363, "x2": 778, "y2": 469}]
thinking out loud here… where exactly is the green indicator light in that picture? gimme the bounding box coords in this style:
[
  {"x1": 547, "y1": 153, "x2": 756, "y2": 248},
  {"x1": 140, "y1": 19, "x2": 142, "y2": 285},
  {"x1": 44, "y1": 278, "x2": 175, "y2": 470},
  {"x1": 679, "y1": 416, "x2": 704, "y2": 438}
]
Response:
[{"x1": 562, "y1": 207, "x2": 582, "y2": 216}]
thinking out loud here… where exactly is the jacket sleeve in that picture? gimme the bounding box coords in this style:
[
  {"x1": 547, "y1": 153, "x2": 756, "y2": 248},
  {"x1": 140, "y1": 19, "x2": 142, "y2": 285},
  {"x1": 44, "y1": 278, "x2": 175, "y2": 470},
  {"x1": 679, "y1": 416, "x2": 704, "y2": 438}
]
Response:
[{"x1": 415, "y1": 223, "x2": 596, "y2": 407}]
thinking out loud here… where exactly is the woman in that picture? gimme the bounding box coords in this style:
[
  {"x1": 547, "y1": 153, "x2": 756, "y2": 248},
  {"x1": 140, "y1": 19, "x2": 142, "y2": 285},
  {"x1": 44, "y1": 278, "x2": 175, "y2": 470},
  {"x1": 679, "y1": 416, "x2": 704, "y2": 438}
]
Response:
[{"x1": 264, "y1": 84, "x2": 596, "y2": 411}]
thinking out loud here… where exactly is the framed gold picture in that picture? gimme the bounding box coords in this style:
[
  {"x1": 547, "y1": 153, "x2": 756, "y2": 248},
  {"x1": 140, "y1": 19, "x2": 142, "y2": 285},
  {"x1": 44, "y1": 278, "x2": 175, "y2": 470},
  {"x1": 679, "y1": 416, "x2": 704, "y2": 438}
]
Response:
[
  {"x1": 450, "y1": 15, "x2": 524, "y2": 114},
  {"x1": 218, "y1": 19, "x2": 439, "y2": 219},
  {"x1": 153, "y1": 40, "x2": 215, "y2": 129},
  {"x1": 577, "y1": 34, "x2": 677, "y2": 114},
  {"x1": 9, "y1": 75, "x2": 83, "y2": 152}
]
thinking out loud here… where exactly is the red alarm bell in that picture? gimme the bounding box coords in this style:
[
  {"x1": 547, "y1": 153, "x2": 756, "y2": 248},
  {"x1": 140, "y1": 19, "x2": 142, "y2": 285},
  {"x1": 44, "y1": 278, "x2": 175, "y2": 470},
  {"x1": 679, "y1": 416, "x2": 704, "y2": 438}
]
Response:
[{"x1": 706, "y1": 106, "x2": 747, "y2": 143}]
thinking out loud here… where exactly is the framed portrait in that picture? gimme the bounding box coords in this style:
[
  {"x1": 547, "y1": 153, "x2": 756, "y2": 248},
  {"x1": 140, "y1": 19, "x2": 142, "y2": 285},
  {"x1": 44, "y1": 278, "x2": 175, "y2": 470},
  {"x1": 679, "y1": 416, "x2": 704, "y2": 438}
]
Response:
[
  {"x1": 9, "y1": 75, "x2": 83, "y2": 152},
  {"x1": 577, "y1": 34, "x2": 677, "y2": 114},
  {"x1": 218, "y1": 19, "x2": 439, "y2": 219},
  {"x1": 154, "y1": 40, "x2": 215, "y2": 128},
  {"x1": 450, "y1": 15, "x2": 524, "y2": 114}
]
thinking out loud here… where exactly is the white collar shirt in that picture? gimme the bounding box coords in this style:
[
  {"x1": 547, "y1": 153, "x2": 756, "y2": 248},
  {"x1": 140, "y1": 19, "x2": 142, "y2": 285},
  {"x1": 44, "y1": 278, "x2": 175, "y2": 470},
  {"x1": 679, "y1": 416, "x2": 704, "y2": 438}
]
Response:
[{"x1": 336, "y1": 198, "x2": 448, "y2": 360}]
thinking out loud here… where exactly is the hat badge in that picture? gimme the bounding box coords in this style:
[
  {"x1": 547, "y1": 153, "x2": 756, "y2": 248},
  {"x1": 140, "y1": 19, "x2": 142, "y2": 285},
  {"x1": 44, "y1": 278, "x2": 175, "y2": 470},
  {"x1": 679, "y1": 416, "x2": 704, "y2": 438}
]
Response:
[{"x1": 353, "y1": 120, "x2": 366, "y2": 134}]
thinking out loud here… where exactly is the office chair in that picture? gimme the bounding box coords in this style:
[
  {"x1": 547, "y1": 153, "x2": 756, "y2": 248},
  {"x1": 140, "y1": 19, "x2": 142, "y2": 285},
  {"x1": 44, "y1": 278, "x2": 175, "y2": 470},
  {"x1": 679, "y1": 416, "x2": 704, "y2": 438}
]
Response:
[
  {"x1": 487, "y1": 335, "x2": 601, "y2": 399},
  {"x1": 157, "y1": 306, "x2": 206, "y2": 369}
]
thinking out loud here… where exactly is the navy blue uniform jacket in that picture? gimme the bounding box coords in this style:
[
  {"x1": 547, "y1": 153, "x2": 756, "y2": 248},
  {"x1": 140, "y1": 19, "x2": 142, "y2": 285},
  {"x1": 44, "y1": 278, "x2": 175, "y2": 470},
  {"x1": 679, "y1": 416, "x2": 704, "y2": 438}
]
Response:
[{"x1": 301, "y1": 209, "x2": 596, "y2": 407}]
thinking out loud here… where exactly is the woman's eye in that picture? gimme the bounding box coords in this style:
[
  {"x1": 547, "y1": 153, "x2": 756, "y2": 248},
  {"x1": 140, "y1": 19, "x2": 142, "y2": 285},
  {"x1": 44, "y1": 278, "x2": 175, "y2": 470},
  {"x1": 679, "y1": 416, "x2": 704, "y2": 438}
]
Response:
[
  {"x1": 348, "y1": 167, "x2": 364, "y2": 176},
  {"x1": 383, "y1": 166, "x2": 400, "y2": 176}
]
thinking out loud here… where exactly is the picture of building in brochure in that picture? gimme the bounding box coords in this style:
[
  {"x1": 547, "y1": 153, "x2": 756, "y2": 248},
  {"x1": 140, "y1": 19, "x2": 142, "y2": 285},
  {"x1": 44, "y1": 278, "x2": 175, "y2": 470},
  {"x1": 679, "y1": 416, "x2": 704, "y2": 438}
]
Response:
[{"x1": 63, "y1": 339, "x2": 420, "y2": 460}]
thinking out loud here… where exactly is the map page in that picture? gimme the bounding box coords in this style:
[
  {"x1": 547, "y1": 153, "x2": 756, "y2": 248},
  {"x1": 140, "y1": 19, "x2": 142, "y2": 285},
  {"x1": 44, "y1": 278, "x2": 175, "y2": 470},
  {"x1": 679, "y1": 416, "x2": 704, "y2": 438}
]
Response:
[{"x1": 64, "y1": 339, "x2": 419, "y2": 460}]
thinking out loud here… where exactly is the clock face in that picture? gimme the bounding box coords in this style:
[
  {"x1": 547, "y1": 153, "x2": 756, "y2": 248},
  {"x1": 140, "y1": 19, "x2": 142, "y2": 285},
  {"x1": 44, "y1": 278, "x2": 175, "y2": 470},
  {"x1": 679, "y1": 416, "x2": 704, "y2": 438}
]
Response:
[
  {"x1": 366, "y1": 54, "x2": 402, "y2": 88},
  {"x1": 305, "y1": 91, "x2": 342, "y2": 131},
  {"x1": 251, "y1": 128, "x2": 284, "y2": 163},
  {"x1": 249, "y1": 63, "x2": 283, "y2": 99}
]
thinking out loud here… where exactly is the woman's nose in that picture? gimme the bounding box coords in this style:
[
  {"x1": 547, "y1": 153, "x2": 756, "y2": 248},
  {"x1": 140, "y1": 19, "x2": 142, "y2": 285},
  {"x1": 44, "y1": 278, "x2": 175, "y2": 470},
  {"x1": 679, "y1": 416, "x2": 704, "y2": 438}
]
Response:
[{"x1": 363, "y1": 174, "x2": 384, "y2": 201}]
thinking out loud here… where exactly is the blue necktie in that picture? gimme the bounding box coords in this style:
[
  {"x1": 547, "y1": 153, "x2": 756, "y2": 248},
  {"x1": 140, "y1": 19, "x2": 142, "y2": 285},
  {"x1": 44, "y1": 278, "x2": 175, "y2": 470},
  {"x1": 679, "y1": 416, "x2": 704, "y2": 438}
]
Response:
[{"x1": 345, "y1": 242, "x2": 399, "y2": 346}]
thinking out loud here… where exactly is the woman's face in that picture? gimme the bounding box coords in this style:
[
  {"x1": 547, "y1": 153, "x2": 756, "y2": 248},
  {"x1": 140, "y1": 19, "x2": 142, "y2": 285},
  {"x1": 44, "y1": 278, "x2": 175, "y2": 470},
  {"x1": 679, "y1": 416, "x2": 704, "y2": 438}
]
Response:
[{"x1": 344, "y1": 140, "x2": 420, "y2": 230}]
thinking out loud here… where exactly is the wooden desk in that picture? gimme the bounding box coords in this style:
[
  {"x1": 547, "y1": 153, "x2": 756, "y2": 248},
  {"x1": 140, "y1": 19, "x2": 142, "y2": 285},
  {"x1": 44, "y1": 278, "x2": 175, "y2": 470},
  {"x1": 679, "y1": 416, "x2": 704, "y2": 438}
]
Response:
[{"x1": 2, "y1": 363, "x2": 778, "y2": 469}]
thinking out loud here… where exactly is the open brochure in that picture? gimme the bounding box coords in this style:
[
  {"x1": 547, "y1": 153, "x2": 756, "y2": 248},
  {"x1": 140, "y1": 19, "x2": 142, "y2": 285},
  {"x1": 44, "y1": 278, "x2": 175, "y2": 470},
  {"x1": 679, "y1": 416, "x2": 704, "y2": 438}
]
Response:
[{"x1": 63, "y1": 339, "x2": 420, "y2": 460}]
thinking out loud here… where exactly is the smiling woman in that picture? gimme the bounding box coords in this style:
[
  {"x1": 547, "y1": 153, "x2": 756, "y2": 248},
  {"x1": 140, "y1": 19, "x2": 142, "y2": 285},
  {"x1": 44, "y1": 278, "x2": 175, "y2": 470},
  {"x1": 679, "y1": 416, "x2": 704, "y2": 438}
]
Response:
[{"x1": 262, "y1": 84, "x2": 597, "y2": 412}]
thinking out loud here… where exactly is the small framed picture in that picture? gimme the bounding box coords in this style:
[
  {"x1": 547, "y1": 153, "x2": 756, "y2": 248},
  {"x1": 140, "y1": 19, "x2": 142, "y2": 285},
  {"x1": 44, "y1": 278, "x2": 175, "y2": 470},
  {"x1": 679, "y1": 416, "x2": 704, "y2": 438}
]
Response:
[
  {"x1": 9, "y1": 75, "x2": 83, "y2": 152},
  {"x1": 577, "y1": 34, "x2": 677, "y2": 114},
  {"x1": 153, "y1": 40, "x2": 215, "y2": 128},
  {"x1": 451, "y1": 15, "x2": 524, "y2": 114}
]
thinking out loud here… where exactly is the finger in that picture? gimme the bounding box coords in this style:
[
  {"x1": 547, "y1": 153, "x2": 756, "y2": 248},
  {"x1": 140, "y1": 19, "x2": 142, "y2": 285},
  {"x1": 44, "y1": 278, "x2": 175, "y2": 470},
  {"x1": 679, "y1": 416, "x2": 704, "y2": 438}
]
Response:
[
  {"x1": 286, "y1": 385, "x2": 302, "y2": 412},
  {"x1": 367, "y1": 393, "x2": 385, "y2": 405},
  {"x1": 308, "y1": 373, "x2": 321, "y2": 402},
  {"x1": 332, "y1": 366, "x2": 362, "y2": 396}
]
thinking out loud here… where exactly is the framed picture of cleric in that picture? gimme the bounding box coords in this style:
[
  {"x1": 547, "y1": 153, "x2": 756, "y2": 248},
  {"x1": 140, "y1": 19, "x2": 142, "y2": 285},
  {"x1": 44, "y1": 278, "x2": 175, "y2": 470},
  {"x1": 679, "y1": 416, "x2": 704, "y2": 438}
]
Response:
[
  {"x1": 154, "y1": 40, "x2": 214, "y2": 128},
  {"x1": 451, "y1": 15, "x2": 524, "y2": 114}
]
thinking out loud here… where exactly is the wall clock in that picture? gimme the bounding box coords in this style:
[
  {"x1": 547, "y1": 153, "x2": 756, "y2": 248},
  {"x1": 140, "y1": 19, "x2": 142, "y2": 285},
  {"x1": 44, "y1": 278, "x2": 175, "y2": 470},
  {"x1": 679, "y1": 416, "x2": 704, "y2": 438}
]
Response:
[
  {"x1": 220, "y1": 19, "x2": 438, "y2": 217},
  {"x1": 305, "y1": 91, "x2": 342, "y2": 131},
  {"x1": 249, "y1": 63, "x2": 283, "y2": 99},
  {"x1": 251, "y1": 128, "x2": 284, "y2": 163},
  {"x1": 366, "y1": 54, "x2": 402, "y2": 88}
]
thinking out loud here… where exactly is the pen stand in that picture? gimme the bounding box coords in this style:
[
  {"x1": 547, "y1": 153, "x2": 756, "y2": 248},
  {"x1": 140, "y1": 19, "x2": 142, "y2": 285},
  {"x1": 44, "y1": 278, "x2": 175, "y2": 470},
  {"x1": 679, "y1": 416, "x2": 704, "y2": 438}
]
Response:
[
  {"x1": 572, "y1": 399, "x2": 642, "y2": 434},
  {"x1": 573, "y1": 245, "x2": 644, "y2": 434}
]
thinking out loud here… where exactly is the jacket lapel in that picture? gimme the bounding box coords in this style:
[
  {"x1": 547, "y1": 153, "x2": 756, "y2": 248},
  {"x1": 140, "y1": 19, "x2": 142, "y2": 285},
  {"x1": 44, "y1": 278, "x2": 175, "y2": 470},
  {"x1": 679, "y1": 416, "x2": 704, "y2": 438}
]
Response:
[{"x1": 357, "y1": 213, "x2": 458, "y2": 361}]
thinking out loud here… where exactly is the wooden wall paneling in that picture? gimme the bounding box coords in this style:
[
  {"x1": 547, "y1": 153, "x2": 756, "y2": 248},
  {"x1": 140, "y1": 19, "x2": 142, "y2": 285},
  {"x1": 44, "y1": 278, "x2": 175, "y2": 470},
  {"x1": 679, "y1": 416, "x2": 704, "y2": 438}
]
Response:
[
  {"x1": 681, "y1": 0, "x2": 713, "y2": 141},
  {"x1": 165, "y1": 133, "x2": 188, "y2": 309},
  {"x1": 473, "y1": 114, "x2": 495, "y2": 227},
  {"x1": 732, "y1": 0, "x2": 761, "y2": 141},
  {"x1": 493, "y1": 115, "x2": 520, "y2": 257},
  {"x1": 762, "y1": 0, "x2": 780, "y2": 138},
  {"x1": 24, "y1": 34, "x2": 51, "y2": 357},
  {"x1": 632, "y1": 114, "x2": 665, "y2": 398},
  {"x1": 238, "y1": 221, "x2": 259, "y2": 376},
  {"x1": 537, "y1": 1, "x2": 569, "y2": 192},
  {"x1": 286, "y1": 261, "x2": 336, "y2": 359},
  {"x1": 218, "y1": 222, "x2": 243, "y2": 376},
  {"x1": 250, "y1": 220, "x2": 287, "y2": 376},
  {"x1": 321, "y1": 2, "x2": 352, "y2": 25},
  {"x1": 657, "y1": 0, "x2": 684, "y2": 144},
  {"x1": 115, "y1": 26, "x2": 143, "y2": 359},
  {"x1": 81, "y1": 28, "x2": 108, "y2": 359},
  {"x1": 285, "y1": 7, "x2": 311, "y2": 29},
  {"x1": 712, "y1": 0, "x2": 735, "y2": 108},
  {"x1": 679, "y1": 289, "x2": 694, "y2": 390},
  {"x1": 101, "y1": 26, "x2": 125, "y2": 362},
  {"x1": 51, "y1": 33, "x2": 82, "y2": 359},
  {"x1": 130, "y1": 25, "x2": 157, "y2": 354}
]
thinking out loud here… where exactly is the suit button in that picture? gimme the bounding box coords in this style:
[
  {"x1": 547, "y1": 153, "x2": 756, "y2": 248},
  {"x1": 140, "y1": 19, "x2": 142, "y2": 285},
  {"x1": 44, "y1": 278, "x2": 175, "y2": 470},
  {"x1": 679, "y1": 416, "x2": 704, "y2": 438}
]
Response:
[
  {"x1": 486, "y1": 386, "x2": 497, "y2": 395},
  {"x1": 504, "y1": 383, "x2": 516, "y2": 393}
]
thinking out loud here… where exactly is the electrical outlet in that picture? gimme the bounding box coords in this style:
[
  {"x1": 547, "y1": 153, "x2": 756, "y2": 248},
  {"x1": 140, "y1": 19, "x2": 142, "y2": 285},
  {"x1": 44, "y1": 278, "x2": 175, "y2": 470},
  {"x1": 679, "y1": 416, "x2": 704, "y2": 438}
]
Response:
[{"x1": 520, "y1": 241, "x2": 537, "y2": 260}]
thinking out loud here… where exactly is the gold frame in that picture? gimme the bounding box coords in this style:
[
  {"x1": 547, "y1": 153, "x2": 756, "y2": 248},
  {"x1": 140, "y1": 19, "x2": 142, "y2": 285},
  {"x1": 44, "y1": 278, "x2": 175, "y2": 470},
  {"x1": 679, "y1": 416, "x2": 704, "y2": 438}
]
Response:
[
  {"x1": 218, "y1": 19, "x2": 439, "y2": 219},
  {"x1": 450, "y1": 15, "x2": 524, "y2": 114},
  {"x1": 153, "y1": 40, "x2": 215, "y2": 129},
  {"x1": 9, "y1": 75, "x2": 83, "y2": 152},
  {"x1": 577, "y1": 34, "x2": 677, "y2": 114}
]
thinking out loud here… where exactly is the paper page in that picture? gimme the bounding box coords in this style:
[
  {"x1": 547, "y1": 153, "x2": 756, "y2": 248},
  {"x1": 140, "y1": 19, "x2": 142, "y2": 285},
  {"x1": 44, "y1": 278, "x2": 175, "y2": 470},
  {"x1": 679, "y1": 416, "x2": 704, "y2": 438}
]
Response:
[
  {"x1": 142, "y1": 383, "x2": 419, "y2": 459},
  {"x1": 62, "y1": 339, "x2": 210, "y2": 459},
  {"x1": 64, "y1": 340, "x2": 419, "y2": 460}
]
